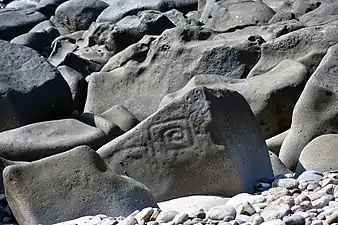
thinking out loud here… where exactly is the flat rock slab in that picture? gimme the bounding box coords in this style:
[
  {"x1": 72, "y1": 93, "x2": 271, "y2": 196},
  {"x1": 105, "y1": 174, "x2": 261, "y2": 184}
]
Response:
[
  {"x1": 3, "y1": 145, "x2": 158, "y2": 225},
  {"x1": 279, "y1": 44, "x2": 338, "y2": 170},
  {"x1": 0, "y1": 8, "x2": 47, "y2": 41},
  {"x1": 0, "y1": 119, "x2": 111, "y2": 161},
  {"x1": 98, "y1": 86, "x2": 273, "y2": 201},
  {"x1": 0, "y1": 40, "x2": 73, "y2": 132}
]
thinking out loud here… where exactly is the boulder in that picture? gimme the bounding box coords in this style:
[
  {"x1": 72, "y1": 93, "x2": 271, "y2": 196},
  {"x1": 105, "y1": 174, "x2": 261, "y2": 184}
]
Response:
[
  {"x1": 0, "y1": 8, "x2": 47, "y2": 41},
  {"x1": 29, "y1": 20, "x2": 55, "y2": 33},
  {"x1": 269, "y1": 12, "x2": 296, "y2": 24},
  {"x1": 96, "y1": 0, "x2": 197, "y2": 23},
  {"x1": 55, "y1": 0, "x2": 109, "y2": 31},
  {"x1": 296, "y1": 134, "x2": 338, "y2": 173},
  {"x1": 266, "y1": 130, "x2": 289, "y2": 155},
  {"x1": 200, "y1": 1, "x2": 275, "y2": 32},
  {"x1": 0, "y1": 119, "x2": 113, "y2": 161},
  {"x1": 98, "y1": 86, "x2": 273, "y2": 201},
  {"x1": 299, "y1": 2, "x2": 338, "y2": 26},
  {"x1": 82, "y1": 10, "x2": 175, "y2": 54},
  {"x1": 85, "y1": 26, "x2": 261, "y2": 119},
  {"x1": 3, "y1": 146, "x2": 158, "y2": 225},
  {"x1": 279, "y1": 44, "x2": 338, "y2": 170},
  {"x1": 160, "y1": 59, "x2": 308, "y2": 138},
  {"x1": 57, "y1": 66, "x2": 87, "y2": 112},
  {"x1": 269, "y1": 151, "x2": 292, "y2": 176},
  {"x1": 0, "y1": 40, "x2": 73, "y2": 132},
  {"x1": 248, "y1": 24, "x2": 338, "y2": 77},
  {"x1": 10, "y1": 27, "x2": 60, "y2": 55}
]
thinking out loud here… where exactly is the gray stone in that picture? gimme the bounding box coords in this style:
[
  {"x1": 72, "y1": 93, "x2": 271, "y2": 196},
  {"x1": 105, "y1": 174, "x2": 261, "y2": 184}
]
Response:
[
  {"x1": 312, "y1": 195, "x2": 334, "y2": 209},
  {"x1": 98, "y1": 87, "x2": 272, "y2": 201},
  {"x1": 3, "y1": 146, "x2": 157, "y2": 225},
  {"x1": 55, "y1": 0, "x2": 108, "y2": 31},
  {"x1": 266, "y1": 130, "x2": 289, "y2": 155},
  {"x1": 200, "y1": 1, "x2": 275, "y2": 32},
  {"x1": 296, "y1": 135, "x2": 338, "y2": 173},
  {"x1": 261, "y1": 219, "x2": 286, "y2": 225},
  {"x1": 297, "y1": 171, "x2": 324, "y2": 183},
  {"x1": 272, "y1": 178, "x2": 299, "y2": 189},
  {"x1": 48, "y1": 39, "x2": 78, "y2": 67},
  {"x1": 135, "y1": 207, "x2": 154, "y2": 222},
  {"x1": 260, "y1": 203, "x2": 291, "y2": 221},
  {"x1": 279, "y1": 44, "x2": 338, "y2": 170},
  {"x1": 58, "y1": 65, "x2": 87, "y2": 112},
  {"x1": 326, "y1": 211, "x2": 338, "y2": 224},
  {"x1": 160, "y1": 59, "x2": 308, "y2": 138},
  {"x1": 156, "y1": 211, "x2": 179, "y2": 223},
  {"x1": 172, "y1": 212, "x2": 189, "y2": 225},
  {"x1": 0, "y1": 8, "x2": 47, "y2": 41},
  {"x1": 96, "y1": 0, "x2": 197, "y2": 23},
  {"x1": 248, "y1": 24, "x2": 338, "y2": 77},
  {"x1": 29, "y1": 20, "x2": 55, "y2": 33},
  {"x1": 207, "y1": 205, "x2": 236, "y2": 221},
  {"x1": 0, "y1": 119, "x2": 112, "y2": 161},
  {"x1": 0, "y1": 40, "x2": 73, "y2": 133},
  {"x1": 236, "y1": 202, "x2": 256, "y2": 216},
  {"x1": 269, "y1": 151, "x2": 292, "y2": 176},
  {"x1": 85, "y1": 26, "x2": 262, "y2": 120},
  {"x1": 299, "y1": 3, "x2": 338, "y2": 26},
  {"x1": 54, "y1": 214, "x2": 117, "y2": 225},
  {"x1": 269, "y1": 12, "x2": 296, "y2": 24},
  {"x1": 283, "y1": 215, "x2": 306, "y2": 225}
]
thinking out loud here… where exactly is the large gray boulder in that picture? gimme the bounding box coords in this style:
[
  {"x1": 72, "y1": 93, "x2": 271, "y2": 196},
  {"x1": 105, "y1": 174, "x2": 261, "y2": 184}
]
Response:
[
  {"x1": 98, "y1": 86, "x2": 273, "y2": 201},
  {"x1": 160, "y1": 59, "x2": 308, "y2": 138},
  {"x1": 296, "y1": 134, "x2": 338, "y2": 173},
  {"x1": 96, "y1": 0, "x2": 197, "y2": 23},
  {"x1": 279, "y1": 44, "x2": 338, "y2": 170},
  {"x1": 299, "y1": 2, "x2": 338, "y2": 26},
  {"x1": 0, "y1": 8, "x2": 47, "y2": 41},
  {"x1": 55, "y1": 0, "x2": 109, "y2": 31},
  {"x1": 201, "y1": 1, "x2": 275, "y2": 32},
  {"x1": 0, "y1": 40, "x2": 73, "y2": 132},
  {"x1": 248, "y1": 24, "x2": 338, "y2": 77},
  {"x1": 85, "y1": 26, "x2": 261, "y2": 119},
  {"x1": 0, "y1": 119, "x2": 113, "y2": 161},
  {"x1": 3, "y1": 146, "x2": 158, "y2": 225}
]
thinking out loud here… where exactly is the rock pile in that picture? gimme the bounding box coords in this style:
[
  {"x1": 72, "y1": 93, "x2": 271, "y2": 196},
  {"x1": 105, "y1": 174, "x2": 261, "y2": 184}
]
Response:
[{"x1": 0, "y1": 0, "x2": 338, "y2": 224}]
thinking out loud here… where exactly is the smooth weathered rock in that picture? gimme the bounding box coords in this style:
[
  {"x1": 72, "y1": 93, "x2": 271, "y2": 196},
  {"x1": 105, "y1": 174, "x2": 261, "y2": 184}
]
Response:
[
  {"x1": 0, "y1": 8, "x2": 47, "y2": 41},
  {"x1": 299, "y1": 3, "x2": 338, "y2": 26},
  {"x1": 296, "y1": 135, "x2": 338, "y2": 173},
  {"x1": 269, "y1": 12, "x2": 296, "y2": 24},
  {"x1": 48, "y1": 39, "x2": 78, "y2": 67},
  {"x1": 201, "y1": 1, "x2": 275, "y2": 32},
  {"x1": 248, "y1": 24, "x2": 338, "y2": 77},
  {"x1": 85, "y1": 26, "x2": 262, "y2": 120},
  {"x1": 160, "y1": 59, "x2": 308, "y2": 138},
  {"x1": 3, "y1": 146, "x2": 158, "y2": 225},
  {"x1": 29, "y1": 20, "x2": 55, "y2": 33},
  {"x1": 0, "y1": 119, "x2": 112, "y2": 161},
  {"x1": 96, "y1": 0, "x2": 197, "y2": 23},
  {"x1": 0, "y1": 40, "x2": 73, "y2": 132},
  {"x1": 207, "y1": 205, "x2": 236, "y2": 221},
  {"x1": 156, "y1": 210, "x2": 178, "y2": 223},
  {"x1": 98, "y1": 87, "x2": 272, "y2": 201},
  {"x1": 83, "y1": 10, "x2": 175, "y2": 54},
  {"x1": 58, "y1": 65, "x2": 87, "y2": 112},
  {"x1": 269, "y1": 151, "x2": 292, "y2": 176},
  {"x1": 297, "y1": 171, "x2": 323, "y2": 183},
  {"x1": 260, "y1": 203, "x2": 291, "y2": 221},
  {"x1": 55, "y1": 0, "x2": 108, "y2": 31},
  {"x1": 283, "y1": 215, "x2": 306, "y2": 225},
  {"x1": 266, "y1": 130, "x2": 289, "y2": 155},
  {"x1": 279, "y1": 44, "x2": 338, "y2": 170},
  {"x1": 54, "y1": 214, "x2": 117, "y2": 225}
]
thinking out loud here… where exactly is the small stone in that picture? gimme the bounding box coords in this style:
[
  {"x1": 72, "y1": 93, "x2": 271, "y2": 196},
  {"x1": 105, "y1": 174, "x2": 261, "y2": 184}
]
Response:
[
  {"x1": 326, "y1": 211, "x2": 338, "y2": 224},
  {"x1": 250, "y1": 215, "x2": 264, "y2": 225},
  {"x1": 317, "y1": 213, "x2": 326, "y2": 220},
  {"x1": 261, "y1": 219, "x2": 286, "y2": 225},
  {"x1": 172, "y1": 212, "x2": 189, "y2": 225},
  {"x1": 272, "y1": 178, "x2": 299, "y2": 189},
  {"x1": 295, "y1": 194, "x2": 311, "y2": 205},
  {"x1": 156, "y1": 211, "x2": 179, "y2": 223},
  {"x1": 297, "y1": 171, "x2": 324, "y2": 183},
  {"x1": 312, "y1": 195, "x2": 334, "y2": 209},
  {"x1": 207, "y1": 205, "x2": 236, "y2": 221},
  {"x1": 235, "y1": 215, "x2": 250, "y2": 224},
  {"x1": 219, "y1": 222, "x2": 232, "y2": 225},
  {"x1": 260, "y1": 203, "x2": 291, "y2": 221},
  {"x1": 223, "y1": 216, "x2": 234, "y2": 222},
  {"x1": 2, "y1": 217, "x2": 11, "y2": 223},
  {"x1": 299, "y1": 201, "x2": 313, "y2": 211},
  {"x1": 135, "y1": 207, "x2": 154, "y2": 222},
  {"x1": 310, "y1": 220, "x2": 323, "y2": 225},
  {"x1": 119, "y1": 216, "x2": 138, "y2": 225},
  {"x1": 147, "y1": 222, "x2": 159, "y2": 225},
  {"x1": 150, "y1": 208, "x2": 161, "y2": 221},
  {"x1": 236, "y1": 202, "x2": 256, "y2": 216},
  {"x1": 307, "y1": 183, "x2": 320, "y2": 192},
  {"x1": 283, "y1": 215, "x2": 305, "y2": 225}
]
